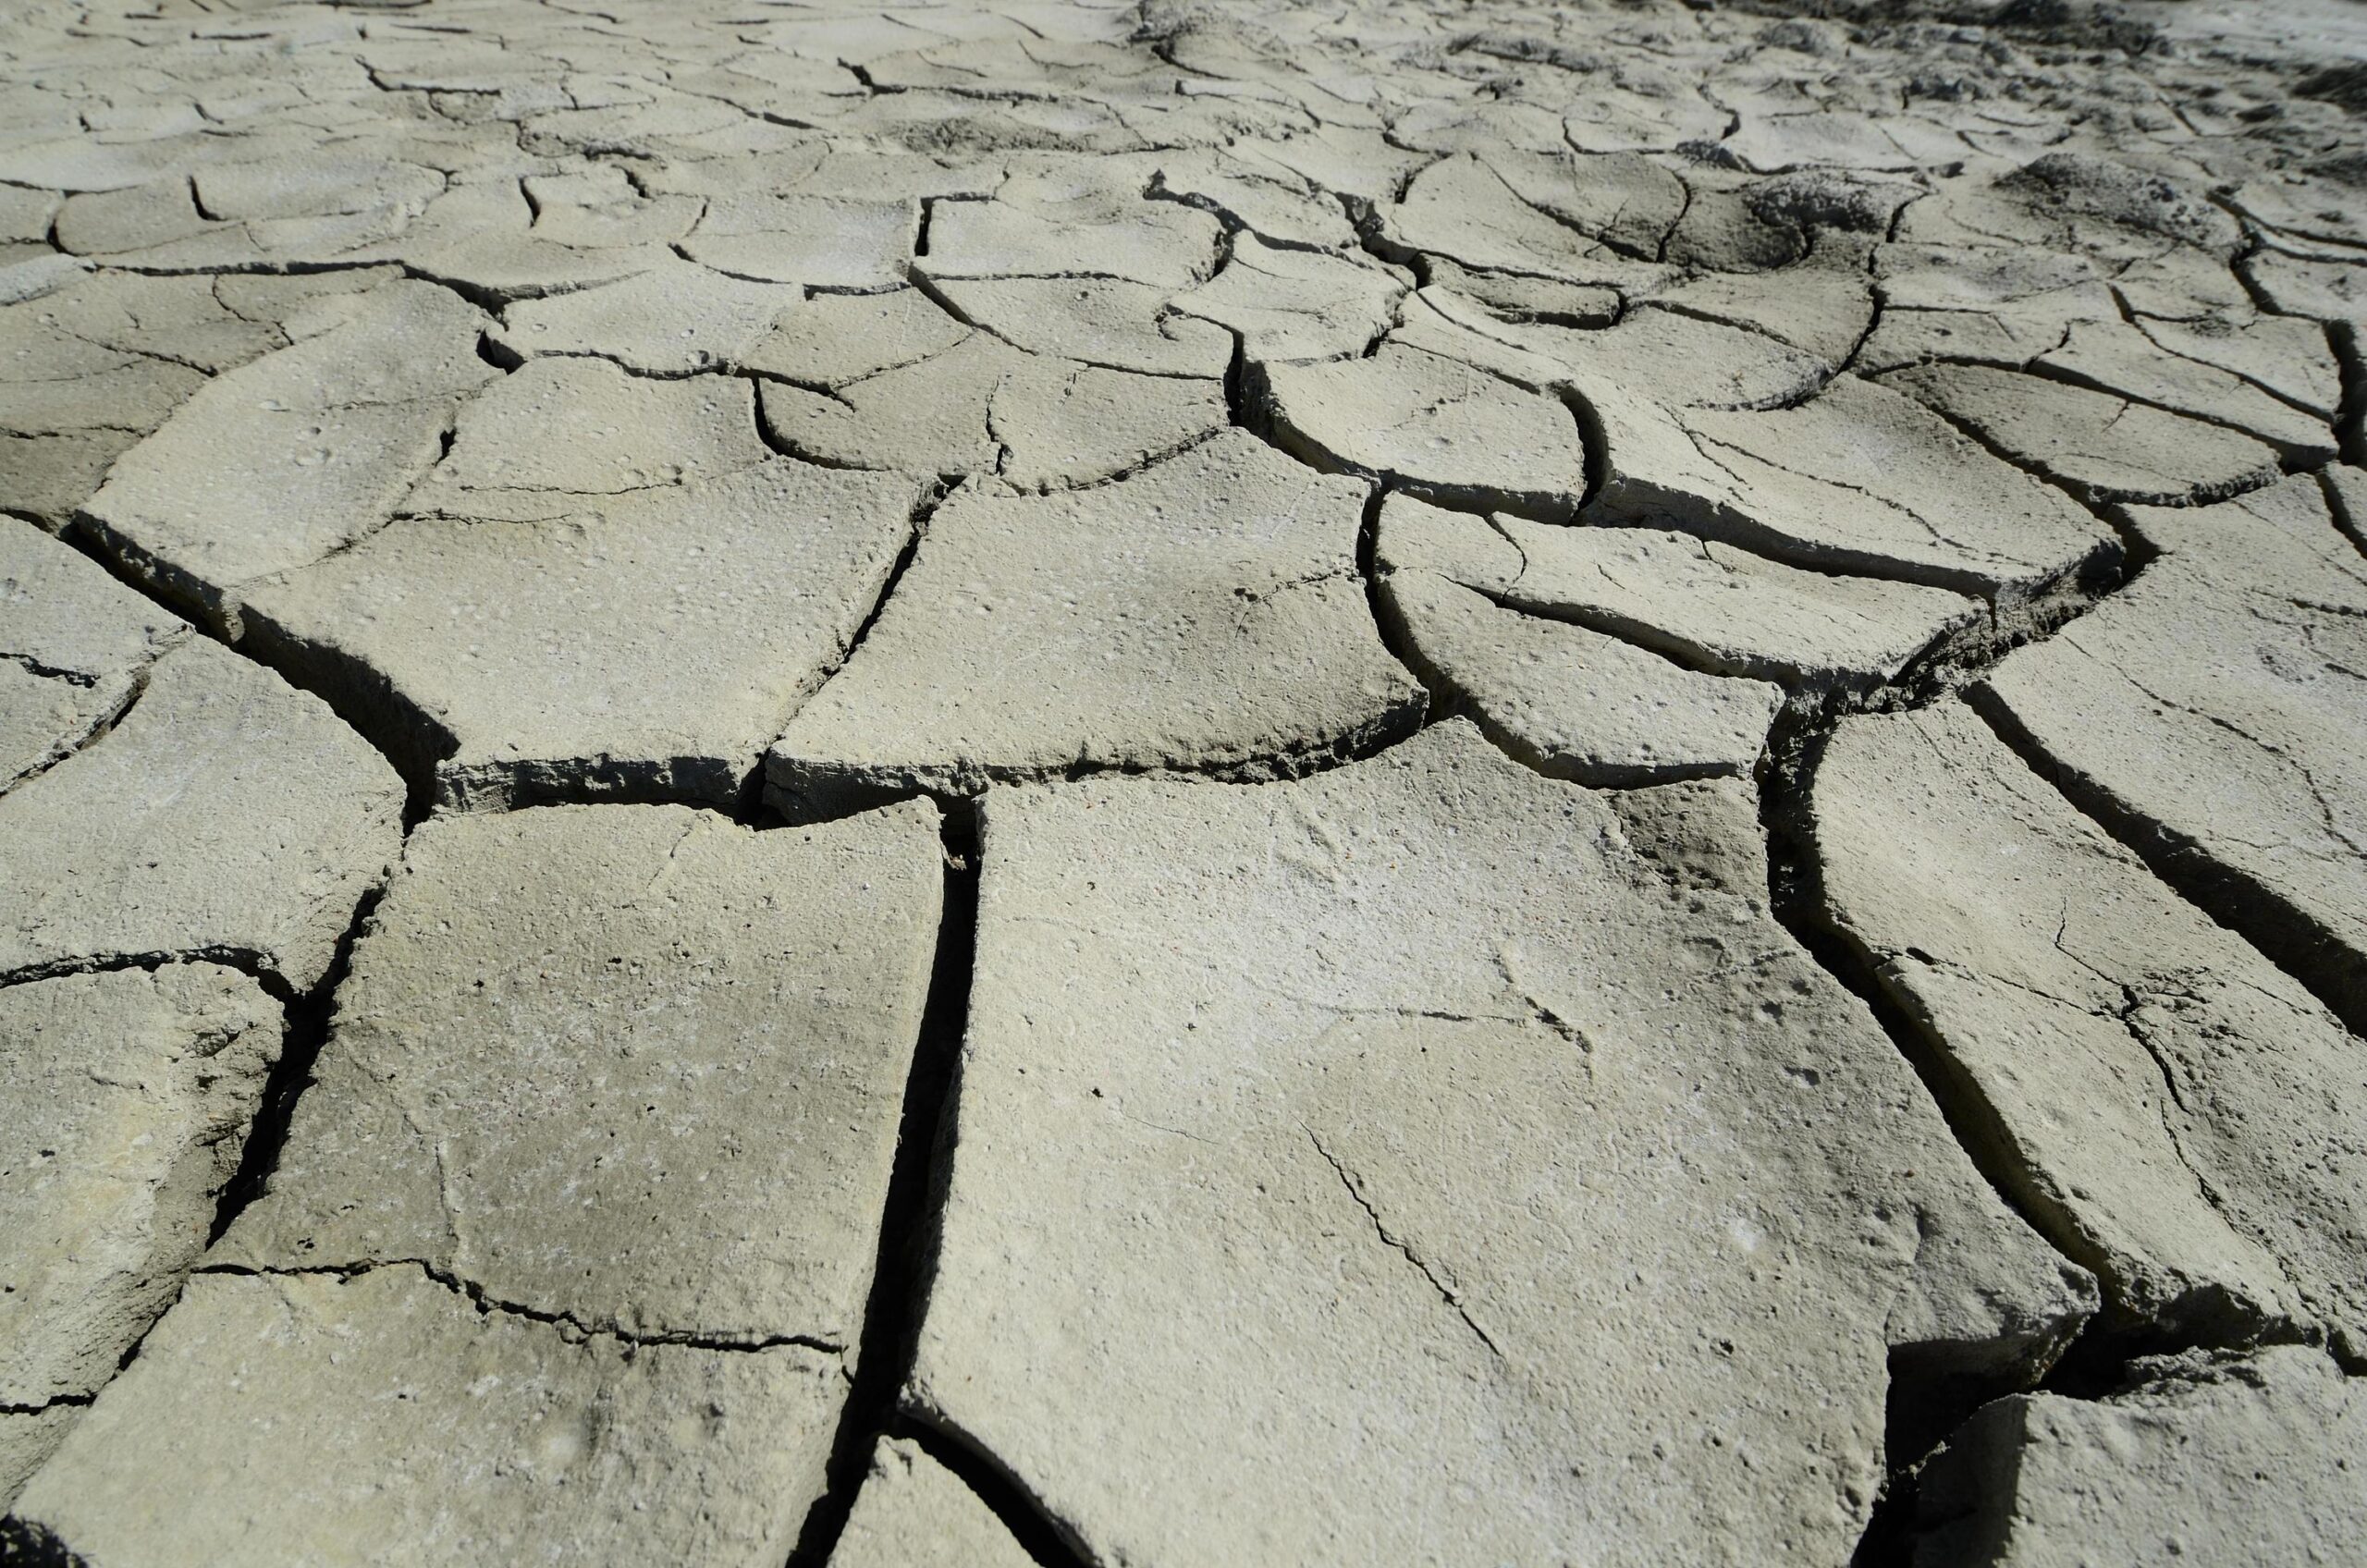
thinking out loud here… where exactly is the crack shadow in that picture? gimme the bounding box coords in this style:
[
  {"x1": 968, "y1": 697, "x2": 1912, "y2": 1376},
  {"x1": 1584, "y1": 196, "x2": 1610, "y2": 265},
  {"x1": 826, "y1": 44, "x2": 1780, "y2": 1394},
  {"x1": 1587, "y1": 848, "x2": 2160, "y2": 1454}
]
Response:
[{"x1": 783, "y1": 803, "x2": 980, "y2": 1567}]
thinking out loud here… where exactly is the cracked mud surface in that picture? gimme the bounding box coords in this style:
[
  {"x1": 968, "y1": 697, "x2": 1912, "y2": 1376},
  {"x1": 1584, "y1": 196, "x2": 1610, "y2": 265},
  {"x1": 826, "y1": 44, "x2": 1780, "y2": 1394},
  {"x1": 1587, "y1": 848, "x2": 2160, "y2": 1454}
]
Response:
[{"x1": 0, "y1": 0, "x2": 2363, "y2": 1562}]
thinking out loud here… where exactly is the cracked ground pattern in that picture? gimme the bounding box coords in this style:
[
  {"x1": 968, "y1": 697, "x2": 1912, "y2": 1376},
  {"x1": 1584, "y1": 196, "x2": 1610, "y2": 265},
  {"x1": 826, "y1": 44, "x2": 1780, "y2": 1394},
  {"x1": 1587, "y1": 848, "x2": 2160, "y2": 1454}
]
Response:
[{"x1": 0, "y1": 0, "x2": 2363, "y2": 1562}]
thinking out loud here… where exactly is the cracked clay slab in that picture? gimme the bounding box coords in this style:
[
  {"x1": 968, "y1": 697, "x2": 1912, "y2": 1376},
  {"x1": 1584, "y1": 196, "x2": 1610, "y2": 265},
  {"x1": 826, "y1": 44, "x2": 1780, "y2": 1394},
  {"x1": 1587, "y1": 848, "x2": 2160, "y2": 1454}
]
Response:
[
  {"x1": 920, "y1": 193, "x2": 1222, "y2": 291},
  {"x1": 0, "y1": 636, "x2": 402, "y2": 990},
  {"x1": 1809, "y1": 700, "x2": 2367, "y2": 1360},
  {"x1": 1884, "y1": 361, "x2": 2283, "y2": 509},
  {"x1": 1375, "y1": 302, "x2": 2114, "y2": 601},
  {"x1": 9, "y1": 1268, "x2": 843, "y2": 1568},
  {"x1": 214, "y1": 799, "x2": 943, "y2": 1349},
  {"x1": 1252, "y1": 343, "x2": 1588, "y2": 522},
  {"x1": 679, "y1": 193, "x2": 914, "y2": 289},
  {"x1": 1973, "y1": 472, "x2": 2367, "y2": 1035},
  {"x1": 1913, "y1": 1346, "x2": 2367, "y2": 1568},
  {"x1": 757, "y1": 329, "x2": 1227, "y2": 490},
  {"x1": 1375, "y1": 495, "x2": 1981, "y2": 694},
  {"x1": 1, "y1": 964, "x2": 280, "y2": 1407},
  {"x1": 1380, "y1": 568, "x2": 1784, "y2": 787},
  {"x1": 1590, "y1": 372, "x2": 2118, "y2": 601},
  {"x1": 0, "y1": 516, "x2": 187, "y2": 791},
  {"x1": 1380, "y1": 154, "x2": 1666, "y2": 290},
  {"x1": 490, "y1": 256, "x2": 803, "y2": 375},
  {"x1": 399, "y1": 356, "x2": 770, "y2": 522},
  {"x1": 76, "y1": 279, "x2": 497, "y2": 638},
  {"x1": 739, "y1": 287, "x2": 972, "y2": 389},
  {"x1": 9, "y1": 5, "x2": 2367, "y2": 1561},
  {"x1": 926, "y1": 275, "x2": 1233, "y2": 379},
  {"x1": 240, "y1": 457, "x2": 925, "y2": 810},
  {"x1": 907, "y1": 720, "x2": 2091, "y2": 1568},
  {"x1": 15, "y1": 802, "x2": 942, "y2": 1568},
  {"x1": 1167, "y1": 233, "x2": 1406, "y2": 363},
  {"x1": 765, "y1": 429, "x2": 1423, "y2": 817}
]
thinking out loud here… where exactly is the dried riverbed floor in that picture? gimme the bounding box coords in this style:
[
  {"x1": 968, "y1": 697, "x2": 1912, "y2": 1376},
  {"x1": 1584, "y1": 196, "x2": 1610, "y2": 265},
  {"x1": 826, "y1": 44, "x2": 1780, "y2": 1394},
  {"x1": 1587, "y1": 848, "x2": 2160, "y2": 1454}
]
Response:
[{"x1": 2, "y1": 0, "x2": 2365, "y2": 1563}]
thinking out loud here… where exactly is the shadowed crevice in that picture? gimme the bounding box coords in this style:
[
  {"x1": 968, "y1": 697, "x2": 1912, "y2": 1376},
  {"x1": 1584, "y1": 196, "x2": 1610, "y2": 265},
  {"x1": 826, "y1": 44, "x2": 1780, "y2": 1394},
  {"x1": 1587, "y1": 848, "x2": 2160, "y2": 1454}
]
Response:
[
  {"x1": 889, "y1": 1416, "x2": 1094, "y2": 1568},
  {"x1": 784, "y1": 805, "x2": 980, "y2": 1567},
  {"x1": 207, "y1": 880, "x2": 388, "y2": 1243}
]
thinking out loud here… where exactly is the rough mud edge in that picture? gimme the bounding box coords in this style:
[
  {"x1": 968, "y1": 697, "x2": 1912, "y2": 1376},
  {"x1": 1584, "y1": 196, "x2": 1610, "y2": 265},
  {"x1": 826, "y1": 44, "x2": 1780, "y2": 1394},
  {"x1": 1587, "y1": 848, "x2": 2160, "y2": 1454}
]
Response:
[
  {"x1": 2332, "y1": 320, "x2": 2366, "y2": 472},
  {"x1": 1356, "y1": 483, "x2": 1445, "y2": 727},
  {"x1": 48, "y1": 506, "x2": 448, "y2": 825},
  {"x1": 1754, "y1": 720, "x2": 2081, "y2": 1567},
  {"x1": 765, "y1": 692, "x2": 1425, "y2": 826},
  {"x1": 233, "y1": 599, "x2": 462, "y2": 828},
  {"x1": 0, "y1": 946, "x2": 294, "y2": 1004},
  {"x1": 1731, "y1": 500, "x2": 2177, "y2": 1559},
  {"x1": 2327, "y1": 464, "x2": 2367, "y2": 559},
  {"x1": 0, "y1": 891, "x2": 392, "y2": 1559},
  {"x1": 434, "y1": 752, "x2": 764, "y2": 821},
  {"x1": 205, "y1": 879, "x2": 388, "y2": 1243},
  {"x1": 784, "y1": 804, "x2": 981, "y2": 1567},
  {"x1": 1963, "y1": 683, "x2": 2367, "y2": 1039},
  {"x1": 887, "y1": 1415, "x2": 1092, "y2": 1568},
  {"x1": 62, "y1": 508, "x2": 240, "y2": 641}
]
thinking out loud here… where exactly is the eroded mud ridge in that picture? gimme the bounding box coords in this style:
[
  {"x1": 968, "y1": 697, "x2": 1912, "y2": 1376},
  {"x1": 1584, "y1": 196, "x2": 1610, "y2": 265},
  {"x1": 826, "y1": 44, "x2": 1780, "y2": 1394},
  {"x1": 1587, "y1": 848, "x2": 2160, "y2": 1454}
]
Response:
[{"x1": 1, "y1": 0, "x2": 2363, "y2": 1562}]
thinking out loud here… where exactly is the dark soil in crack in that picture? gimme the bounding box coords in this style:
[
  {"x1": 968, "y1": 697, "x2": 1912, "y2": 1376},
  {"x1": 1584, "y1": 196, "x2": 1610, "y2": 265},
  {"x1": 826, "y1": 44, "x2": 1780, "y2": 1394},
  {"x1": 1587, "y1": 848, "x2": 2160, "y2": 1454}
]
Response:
[
  {"x1": 207, "y1": 880, "x2": 388, "y2": 1244},
  {"x1": 783, "y1": 805, "x2": 979, "y2": 1567}
]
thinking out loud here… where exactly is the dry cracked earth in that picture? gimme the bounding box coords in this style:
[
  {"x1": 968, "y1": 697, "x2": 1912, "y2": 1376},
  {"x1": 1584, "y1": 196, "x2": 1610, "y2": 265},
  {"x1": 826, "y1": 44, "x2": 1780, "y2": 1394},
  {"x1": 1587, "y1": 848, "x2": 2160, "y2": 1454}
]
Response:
[{"x1": 0, "y1": 0, "x2": 2364, "y2": 1562}]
